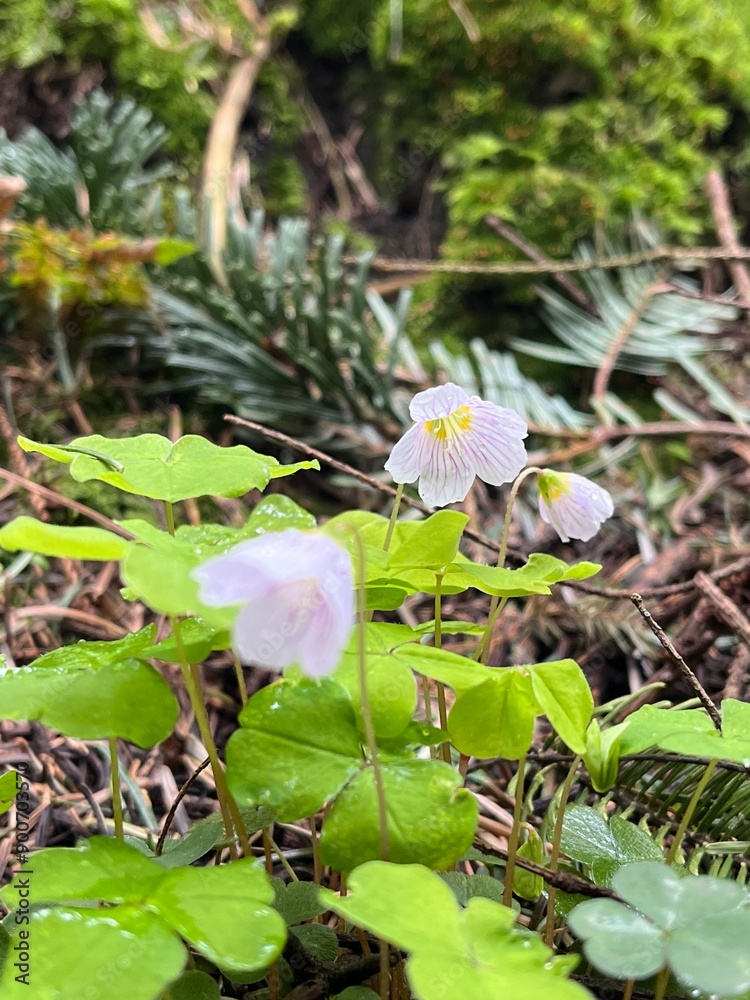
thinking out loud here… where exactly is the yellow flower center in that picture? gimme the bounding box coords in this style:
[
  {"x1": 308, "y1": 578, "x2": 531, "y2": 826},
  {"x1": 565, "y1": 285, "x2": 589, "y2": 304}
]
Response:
[
  {"x1": 424, "y1": 405, "x2": 472, "y2": 446},
  {"x1": 538, "y1": 470, "x2": 570, "y2": 502}
]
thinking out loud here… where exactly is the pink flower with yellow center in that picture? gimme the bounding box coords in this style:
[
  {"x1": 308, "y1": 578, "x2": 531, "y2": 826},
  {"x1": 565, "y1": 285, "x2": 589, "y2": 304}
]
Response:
[
  {"x1": 385, "y1": 382, "x2": 528, "y2": 508},
  {"x1": 192, "y1": 529, "x2": 354, "y2": 677},
  {"x1": 537, "y1": 470, "x2": 614, "y2": 542}
]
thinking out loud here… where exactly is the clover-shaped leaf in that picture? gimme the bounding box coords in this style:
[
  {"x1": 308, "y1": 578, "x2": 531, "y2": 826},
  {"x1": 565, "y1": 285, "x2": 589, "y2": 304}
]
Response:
[
  {"x1": 226, "y1": 678, "x2": 364, "y2": 821},
  {"x1": 19, "y1": 433, "x2": 317, "y2": 502},
  {"x1": 320, "y1": 759, "x2": 478, "y2": 871},
  {"x1": 560, "y1": 806, "x2": 663, "y2": 886},
  {"x1": 618, "y1": 701, "x2": 750, "y2": 765},
  {"x1": 0, "y1": 626, "x2": 178, "y2": 747},
  {"x1": 416, "y1": 658, "x2": 592, "y2": 759},
  {"x1": 0, "y1": 837, "x2": 286, "y2": 977},
  {"x1": 226, "y1": 678, "x2": 477, "y2": 870},
  {"x1": 324, "y1": 862, "x2": 589, "y2": 1000},
  {"x1": 0, "y1": 905, "x2": 185, "y2": 1000},
  {"x1": 569, "y1": 861, "x2": 750, "y2": 996},
  {"x1": 388, "y1": 511, "x2": 470, "y2": 571}
]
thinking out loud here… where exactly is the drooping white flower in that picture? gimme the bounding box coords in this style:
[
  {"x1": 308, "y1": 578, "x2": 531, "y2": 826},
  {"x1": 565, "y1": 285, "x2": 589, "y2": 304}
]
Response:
[
  {"x1": 537, "y1": 470, "x2": 614, "y2": 542},
  {"x1": 192, "y1": 529, "x2": 354, "y2": 677},
  {"x1": 385, "y1": 382, "x2": 528, "y2": 508}
]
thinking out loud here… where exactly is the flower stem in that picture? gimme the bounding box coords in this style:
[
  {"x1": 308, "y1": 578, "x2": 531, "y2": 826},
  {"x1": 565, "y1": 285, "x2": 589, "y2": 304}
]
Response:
[
  {"x1": 475, "y1": 596, "x2": 507, "y2": 665},
  {"x1": 479, "y1": 467, "x2": 542, "y2": 663},
  {"x1": 379, "y1": 941, "x2": 390, "y2": 1000},
  {"x1": 666, "y1": 758, "x2": 718, "y2": 865},
  {"x1": 421, "y1": 675, "x2": 437, "y2": 760},
  {"x1": 266, "y1": 830, "x2": 299, "y2": 881},
  {"x1": 165, "y1": 499, "x2": 177, "y2": 537},
  {"x1": 433, "y1": 573, "x2": 451, "y2": 765},
  {"x1": 544, "y1": 754, "x2": 582, "y2": 946},
  {"x1": 310, "y1": 814, "x2": 322, "y2": 884},
  {"x1": 502, "y1": 752, "x2": 526, "y2": 907},
  {"x1": 233, "y1": 653, "x2": 248, "y2": 706},
  {"x1": 109, "y1": 736, "x2": 124, "y2": 839},
  {"x1": 383, "y1": 482, "x2": 404, "y2": 552},
  {"x1": 353, "y1": 531, "x2": 389, "y2": 860},
  {"x1": 171, "y1": 616, "x2": 240, "y2": 861},
  {"x1": 163, "y1": 500, "x2": 246, "y2": 860},
  {"x1": 653, "y1": 968, "x2": 670, "y2": 1000}
]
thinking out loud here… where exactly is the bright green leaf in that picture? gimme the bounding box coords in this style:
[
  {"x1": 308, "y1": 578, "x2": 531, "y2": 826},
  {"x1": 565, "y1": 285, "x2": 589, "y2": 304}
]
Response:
[
  {"x1": 514, "y1": 831, "x2": 546, "y2": 900},
  {"x1": 148, "y1": 859, "x2": 286, "y2": 974},
  {"x1": 388, "y1": 511, "x2": 469, "y2": 571},
  {"x1": 448, "y1": 670, "x2": 537, "y2": 759},
  {"x1": 0, "y1": 627, "x2": 178, "y2": 747},
  {"x1": 528, "y1": 660, "x2": 593, "y2": 754},
  {"x1": 21, "y1": 433, "x2": 279, "y2": 501},
  {"x1": 226, "y1": 679, "x2": 364, "y2": 821},
  {"x1": 0, "y1": 905, "x2": 186, "y2": 1000},
  {"x1": 0, "y1": 771, "x2": 17, "y2": 817},
  {"x1": 320, "y1": 759, "x2": 478, "y2": 871},
  {"x1": 0, "y1": 517, "x2": 130, "y2": 560},
  {"x1": 326, "y1": 863, "x2": 589, "y2": 1000}
]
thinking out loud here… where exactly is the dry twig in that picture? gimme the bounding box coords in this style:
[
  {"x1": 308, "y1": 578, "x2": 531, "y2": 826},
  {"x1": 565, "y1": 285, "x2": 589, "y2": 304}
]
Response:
[{"x1": 631, "y1": 593, "x2": 722, "y2": 730}]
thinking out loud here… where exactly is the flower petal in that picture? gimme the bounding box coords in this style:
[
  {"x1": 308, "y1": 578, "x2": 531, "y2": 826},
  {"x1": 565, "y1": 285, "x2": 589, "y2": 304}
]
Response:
[
  {"x1": 297, "y1": 581, "x2": 354, "y2": 676},
  {"x1": 232, "y1": 579, "x2": 315, "y2": 669},
  {"x1": 192, "y1": 540, "x2": 277, "y2": 606},
  {"x1": 416, "y1": 432, "x2": 476, "y2": 508},
  {"x1": 409, "y1": 382, "x2": 469, "y2": 422},
  {"x1": 384, "y1": 422, "x2": 430, "y2": 485},
  {"x1": 538, "y1": 472, "x2": 614, "y2": 542},
  {"x1": 460, "y1": 399, "x2": 528, "y2": 487}
]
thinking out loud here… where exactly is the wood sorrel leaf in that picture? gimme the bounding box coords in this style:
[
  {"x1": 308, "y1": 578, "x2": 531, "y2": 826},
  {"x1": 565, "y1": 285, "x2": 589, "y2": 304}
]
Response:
[
  {"x1": 0, "y1": 771, "x2": 18, "y2": 816},
  {"x1": 388, "y1": 510, "x2": 469, "y2": 571},
  {"x1": 0, "y1": 626, "x2": 178, "y2": 747},
  {"x1": 0, "y1": 516, "x2": 130, "y2": 560},
  {"x1": 567, "y1": 898, "x2": 666, "y2": 979},
  {"x1": 19, "y1": 433, "x2": 312, "y2": 501},
  {"x1": 617, "y1": 701, "x2": 750, "y2": 764},
  {"x1": 448, "y1": 670, "x2": 538, "y2": 759},
  {"x1": 333, "y1": 624, "x2": 418, "y2": 738},
  {"x1": 324, "y1": 863, "x2": 589, "y2": 1000},
  {"x1": 147, "y1": 861, "x2": 286, "y2": 974},
  {"x1": 0, "y1": 905, "x2": 186, "y2": 1000},
  {"x1": 1, "y1": 837, "x2": 286, "y2": 978},
  {"x1": 319, "y1": 759, "x2": 478, "y2": 871},
  {"x1": 528, "y1": 659, "x2": 593, "y2": 754},
  {"x1": 226, "y1": 678, "x2": 364, "y2": 821},
  {"x1": 570, "y1": 862, "x2": 750, "y2": 995},
  {"x1": 166, "y1": 970, "x2": 222, "y2": 1000}
]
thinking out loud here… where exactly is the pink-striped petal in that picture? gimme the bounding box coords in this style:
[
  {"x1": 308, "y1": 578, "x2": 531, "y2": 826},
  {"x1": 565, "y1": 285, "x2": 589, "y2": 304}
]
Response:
[
  {"x1": 384, "y1": 422, "x2": 430, "y2": 485},
  {"x1": 538, "y1": 471, "x2": 614, "y2": 542},
  {"x1": 458, "y1": 399, "x2": 528, "y2": 486},
  {"x1": 416, "y1": 431, "x2": 476, "y2": 507},
  {"x1": 409, "y1": 382, "x2": 470, "y2": 421}
]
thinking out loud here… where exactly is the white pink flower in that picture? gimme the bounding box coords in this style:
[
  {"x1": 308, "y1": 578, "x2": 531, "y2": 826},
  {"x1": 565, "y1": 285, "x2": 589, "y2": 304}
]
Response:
[
  {"x1": 537, "y1": 470, "x2": 614, "y2": 542},
  {"x1": 192, "y1": 530, "x2": 354, "y2": 677},
  {"x1": 385, "y1": 383, "x2": 528, "y2": 508}
]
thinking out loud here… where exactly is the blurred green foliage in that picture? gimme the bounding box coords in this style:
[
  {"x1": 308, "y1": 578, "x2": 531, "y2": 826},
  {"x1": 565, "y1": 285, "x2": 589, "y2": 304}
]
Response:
[
  {"x1": 4, "y1": 1, "x2": 750, "y2": 257},
  {"x1": 298, "y1": 0, "x2": 750, "y2": 257}
]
